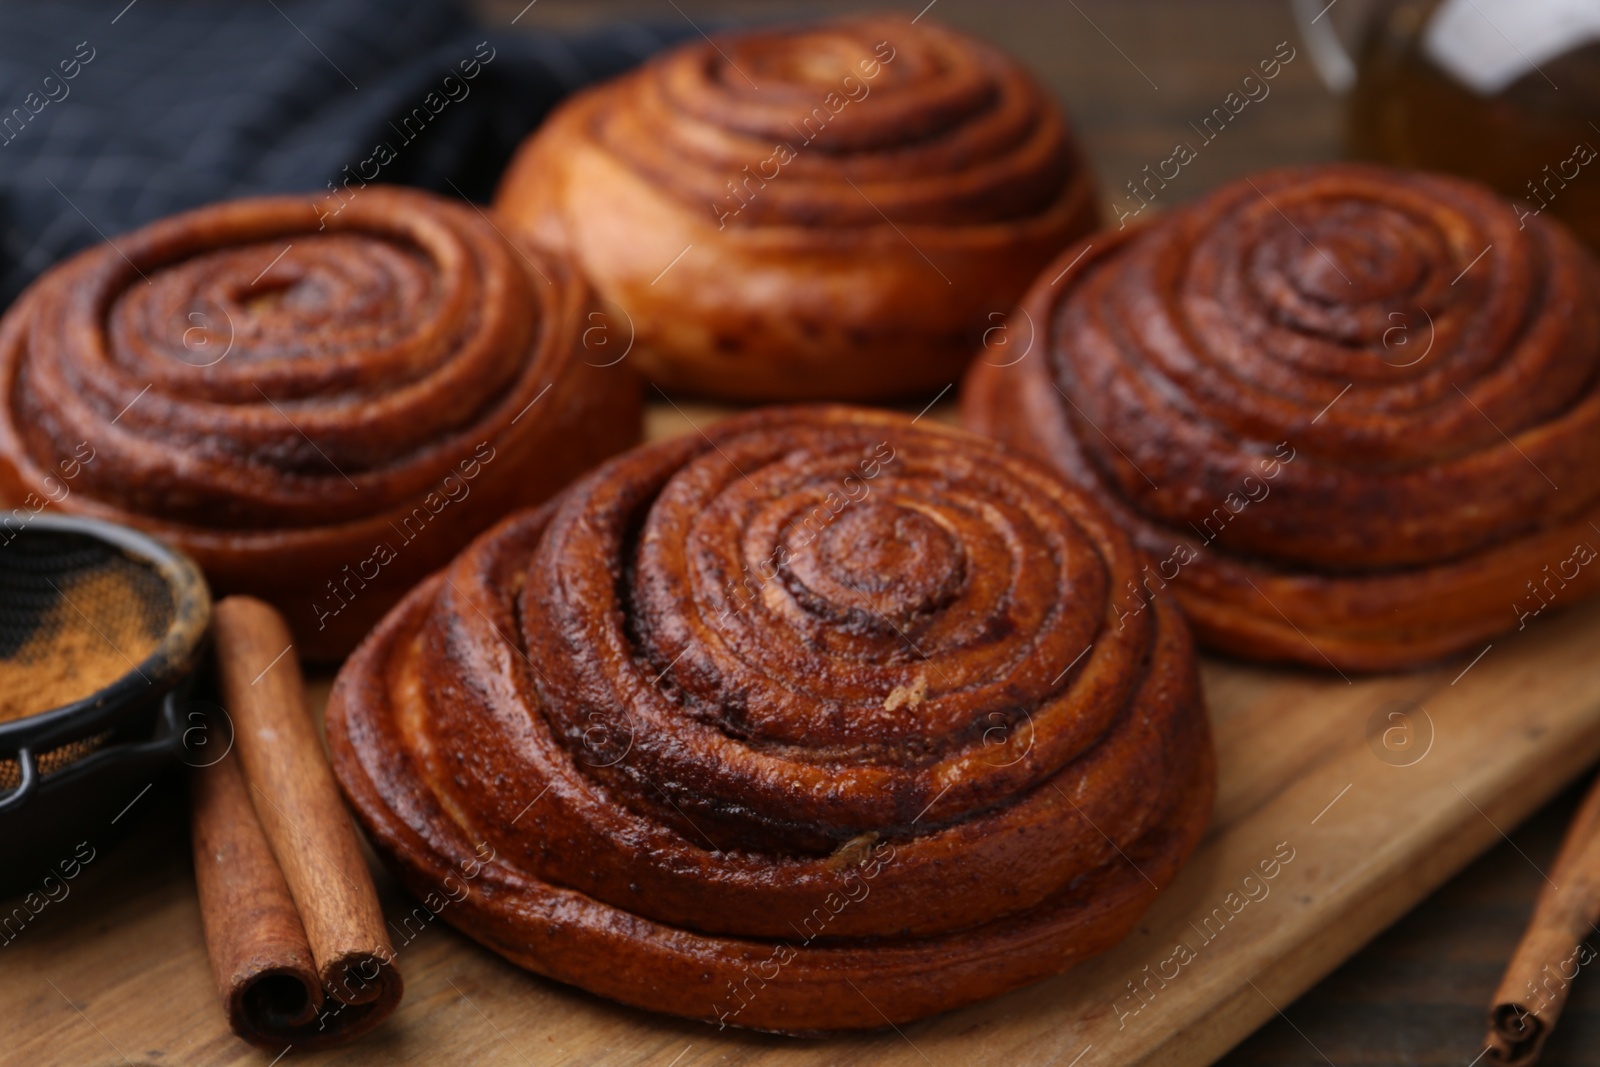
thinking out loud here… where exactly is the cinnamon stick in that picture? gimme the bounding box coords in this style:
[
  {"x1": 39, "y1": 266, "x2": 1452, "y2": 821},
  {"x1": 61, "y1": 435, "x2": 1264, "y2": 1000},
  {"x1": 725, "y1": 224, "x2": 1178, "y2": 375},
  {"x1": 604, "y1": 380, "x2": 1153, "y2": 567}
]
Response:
[
  {"x1": 191, "y1": 749, "x2": 324, "y2": 1045},
  {"x1": 191, "y1": 596, "x2": 401, "y2": 1049},
  {"x1": 1484, "y1": 770, "x2": 1600, "y2": 1064}
]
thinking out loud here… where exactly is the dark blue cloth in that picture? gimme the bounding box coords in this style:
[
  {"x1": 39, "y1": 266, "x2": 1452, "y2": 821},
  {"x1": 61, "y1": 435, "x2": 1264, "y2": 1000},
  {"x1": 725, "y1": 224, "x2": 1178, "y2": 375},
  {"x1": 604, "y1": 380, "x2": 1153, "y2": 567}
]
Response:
[{"x1": 0, "y1": 0, "x2": 690, "y2": 306}]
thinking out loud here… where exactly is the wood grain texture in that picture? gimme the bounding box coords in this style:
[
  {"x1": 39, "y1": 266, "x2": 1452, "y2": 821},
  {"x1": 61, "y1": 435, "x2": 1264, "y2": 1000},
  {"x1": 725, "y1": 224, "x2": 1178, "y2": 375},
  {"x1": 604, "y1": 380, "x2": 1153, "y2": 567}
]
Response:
[{"x1": 1225, "y1": 777, "x2": 1600, "y2": 1067}]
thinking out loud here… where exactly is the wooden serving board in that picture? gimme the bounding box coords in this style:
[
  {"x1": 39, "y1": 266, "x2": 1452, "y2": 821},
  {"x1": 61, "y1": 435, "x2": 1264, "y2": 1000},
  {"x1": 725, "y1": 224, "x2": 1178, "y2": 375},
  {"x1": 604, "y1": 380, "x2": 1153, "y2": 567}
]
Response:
[{"x1": 7, "y1": 404, "x2": 1600, "y2": 1067}]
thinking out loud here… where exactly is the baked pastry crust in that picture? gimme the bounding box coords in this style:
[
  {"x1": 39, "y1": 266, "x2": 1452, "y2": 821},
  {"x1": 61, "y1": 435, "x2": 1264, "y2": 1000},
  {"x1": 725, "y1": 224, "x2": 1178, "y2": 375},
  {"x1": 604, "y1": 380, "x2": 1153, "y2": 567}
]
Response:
[
  {"x1": 0, "y1": 186, "x2": 640, "y2": 660},
  {"x1": 327, "y1": 405, "x2": 1213, "y2": 1032},
  {"x1": 494, "y1": 16, "x2": 1098, "y2": 402},
  {"x1": 964, "y1": 163, "x2": 1600, "y2": 672}
]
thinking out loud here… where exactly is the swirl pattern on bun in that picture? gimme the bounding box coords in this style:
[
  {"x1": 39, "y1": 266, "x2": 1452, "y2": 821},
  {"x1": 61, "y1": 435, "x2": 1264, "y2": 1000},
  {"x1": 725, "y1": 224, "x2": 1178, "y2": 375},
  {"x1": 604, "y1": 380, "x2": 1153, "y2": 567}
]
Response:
[
  {"x1": 0, "y1": 186, "x2": 640, "y2": 658},
  {"x1": 964, "y1": 163, "x2": 1600, "y2": 672},
  {"x1": 495, "y1": 15, "x2": 1098, "y2": 401},
  {"x1": 326, "y1": 405, "x2": 1213, "y2": 1032}
]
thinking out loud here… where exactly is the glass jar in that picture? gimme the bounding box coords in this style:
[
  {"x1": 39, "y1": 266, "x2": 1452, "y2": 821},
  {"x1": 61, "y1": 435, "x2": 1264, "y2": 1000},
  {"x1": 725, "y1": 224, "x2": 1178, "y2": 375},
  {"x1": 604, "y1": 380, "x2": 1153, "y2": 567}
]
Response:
[{"x1": 1294, "y1": 0, "x2": 1600, "y2": 248}]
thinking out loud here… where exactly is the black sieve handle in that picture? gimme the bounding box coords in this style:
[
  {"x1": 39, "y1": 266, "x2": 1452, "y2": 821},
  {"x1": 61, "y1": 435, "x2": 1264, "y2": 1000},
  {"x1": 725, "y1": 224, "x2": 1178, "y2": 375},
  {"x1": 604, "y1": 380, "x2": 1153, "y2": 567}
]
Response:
[{"x1": 0, "y1": 746, "x2": 36, "y2": 813}]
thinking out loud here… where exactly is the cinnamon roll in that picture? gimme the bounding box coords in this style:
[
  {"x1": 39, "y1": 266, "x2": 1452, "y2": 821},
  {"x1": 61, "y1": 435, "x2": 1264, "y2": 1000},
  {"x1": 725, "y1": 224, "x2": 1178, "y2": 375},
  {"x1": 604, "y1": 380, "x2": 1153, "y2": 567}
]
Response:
[
  {"x1": 494, "y1": 16, "x2": 1097, "y2": 402},
  {"x1": 326, "y1": 405, "x2": 1213, "y2": 1032},
  {"x1": 0, "y1": 186, "x2": 640, "y2": 660},
  {"x1": 964, "y1": 163, "x2": 1600, "y2": 673}
]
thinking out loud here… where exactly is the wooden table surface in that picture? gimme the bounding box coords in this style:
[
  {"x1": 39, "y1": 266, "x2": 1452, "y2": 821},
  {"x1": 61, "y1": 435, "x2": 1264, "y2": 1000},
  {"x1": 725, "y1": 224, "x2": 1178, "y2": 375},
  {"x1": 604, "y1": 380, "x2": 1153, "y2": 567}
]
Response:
[
  {"x1": 486, "y1": 2, "x2": 1600, "y2": 1063},
  {"x1": 11, "y1": 597, "x2": 1600, "y2": 1067}
]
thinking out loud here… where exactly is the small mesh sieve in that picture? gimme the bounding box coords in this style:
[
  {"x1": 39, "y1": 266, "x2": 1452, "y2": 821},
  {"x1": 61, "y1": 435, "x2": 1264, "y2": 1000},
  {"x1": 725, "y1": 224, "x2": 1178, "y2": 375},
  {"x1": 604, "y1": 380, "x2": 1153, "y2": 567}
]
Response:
[{"x1": 0, "y1": 514, "x2": 209, "y2": 816}]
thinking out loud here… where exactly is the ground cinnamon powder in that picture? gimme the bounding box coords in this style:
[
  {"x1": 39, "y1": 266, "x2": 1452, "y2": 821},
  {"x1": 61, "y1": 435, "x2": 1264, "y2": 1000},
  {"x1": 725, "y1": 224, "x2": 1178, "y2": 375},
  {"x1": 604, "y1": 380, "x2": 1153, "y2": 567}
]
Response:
[{"x1": 0, "y1": 562, "x2": 164, "y2": 723}]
